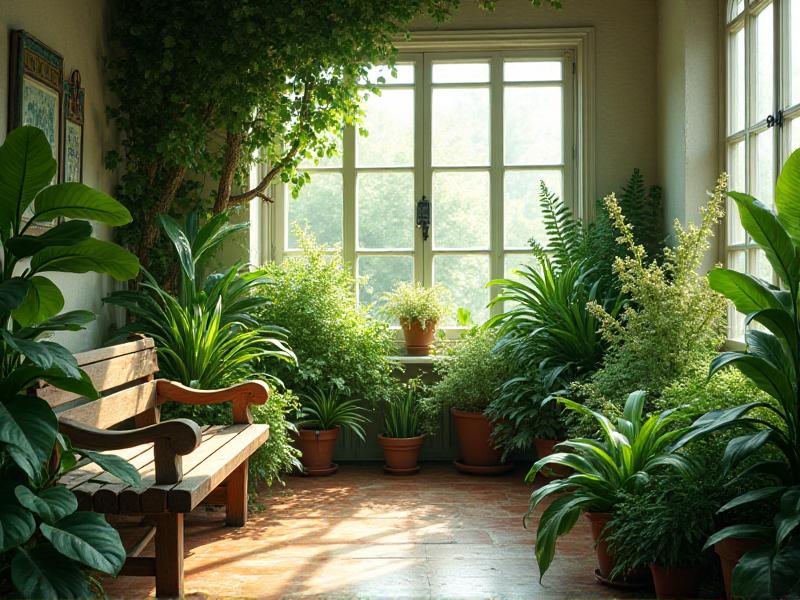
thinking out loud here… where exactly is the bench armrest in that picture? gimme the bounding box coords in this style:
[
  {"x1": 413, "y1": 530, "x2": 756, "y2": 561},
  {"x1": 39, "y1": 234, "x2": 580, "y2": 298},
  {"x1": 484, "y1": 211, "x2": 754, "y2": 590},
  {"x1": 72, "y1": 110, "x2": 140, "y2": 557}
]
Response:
[
  {"x1": 59, "y1": 417, "x2": 202, "y2": 485},
  {"x1": 156, "y1": 380, "x2": 269, "y2": 424}
]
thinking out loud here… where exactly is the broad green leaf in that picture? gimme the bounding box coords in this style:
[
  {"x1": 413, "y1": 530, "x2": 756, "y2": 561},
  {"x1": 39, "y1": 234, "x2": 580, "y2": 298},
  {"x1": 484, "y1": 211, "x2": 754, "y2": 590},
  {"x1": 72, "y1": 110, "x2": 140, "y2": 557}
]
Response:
[
  {"x1": 1, "y1": 332, "x2": 82, "y2": 379},
  {"x1": 0, "y1": 492, "x2": 35, "y2": 551},
  {"x1": 748, "y1": 308, "x2": 798, "y2": 358},
  {"x1": 6, "y1": 219, "x2": 92, "y2": 258},
  {"x1": 78, "y1": 449, "x2": 141, "y2": 488},
  {"x1": 776, "y1": 147, "x2": 800, "y2": 245},
  {"x1": 15, "y1": 485, "x2": 77, "y2": 524},
  {"x1": 710, "y1": 352, "x2": 793, "y2": 405},
  {"x1": 159, "y1": 214, "x2": 194, "y2": 284},
  {"x1": 0, "y1": 277, "x2": 31, "y2": 314},
  {"x1": 12, "y1": 276, "x2": 64, "y2": 327},
  {"x1": 731, "y1": 538, "x2": 800, "y2": 599},
  {"x1": 31, "y1": 182, "x2": 132, "y2": 226},
  {"x1": 41, "y1": 511, "x2": 126, "y2": 575},
  {"x1": 775, "y1": 487, "x2": 800, "y2": 546},
  {"x1": 729, "y1": 192, "x2": 799, "y2": 292},
  {"x1": 30, "y1": 237, "x2": 140, "y2": 281},
  {"x1": 722, "y1": 430, "x2": 774, "y2": 474},
  {"x1": 703, "y1": 524, "x2": 773, "y2": 550},
  {"x1": 0, "y1": 396, "x2": 58, "y2": 480},
  {"x1": 17, "y1": 309, "x2": 95, "y2": 339},
  {"x1": 746, "y1": 330, "x2": 791, "y2": 376},
  {"x1": 534, "y1": 494, "x2": 592, "y2": 581},
  {"x1": 11, "y1": 544, "x2": 89, "y2": 600},
  {"x1": 708, "y1": 268, "x2": 783, "y2": 315},
  {"x1": 0, "y1": 126, "x2": 56, "y2": 232},
  {"x1": 0, "y1": 365, "x2": 98, "y2": 399},
  {"x1": 718, "y1": 486, "x2": 786, "y2": 513}
]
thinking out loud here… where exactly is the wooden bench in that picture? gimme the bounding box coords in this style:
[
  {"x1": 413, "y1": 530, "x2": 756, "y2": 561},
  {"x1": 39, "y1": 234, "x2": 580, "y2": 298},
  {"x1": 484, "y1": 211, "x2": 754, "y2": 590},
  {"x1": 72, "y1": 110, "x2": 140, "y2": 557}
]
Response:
[{"x1": 34, "y1": 337, "x2": 270, "y2": 598}]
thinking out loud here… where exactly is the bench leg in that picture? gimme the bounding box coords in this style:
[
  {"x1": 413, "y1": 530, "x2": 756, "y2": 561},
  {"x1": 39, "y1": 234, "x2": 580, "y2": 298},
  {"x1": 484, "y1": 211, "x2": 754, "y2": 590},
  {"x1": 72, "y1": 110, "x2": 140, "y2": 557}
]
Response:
[
  {"x1": 155, "y1": 513, "x2": 183, "y2": 598},
  {"x1": 225, "y1": 460, "x2": 248, "y2": 527}
]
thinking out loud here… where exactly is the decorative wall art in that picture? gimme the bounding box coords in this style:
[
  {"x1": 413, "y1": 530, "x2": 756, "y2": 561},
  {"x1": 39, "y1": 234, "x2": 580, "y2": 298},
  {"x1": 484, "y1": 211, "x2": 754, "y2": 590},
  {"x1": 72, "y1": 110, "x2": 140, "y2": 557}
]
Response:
[{"x1": 62, "y1": 69, "x2": 85, "y2": 183}]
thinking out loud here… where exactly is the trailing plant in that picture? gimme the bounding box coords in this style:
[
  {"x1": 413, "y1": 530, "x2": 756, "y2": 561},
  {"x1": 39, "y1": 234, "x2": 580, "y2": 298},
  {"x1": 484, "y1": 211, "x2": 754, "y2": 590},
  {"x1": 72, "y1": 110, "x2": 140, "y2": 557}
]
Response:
[
  {"x1": 296, "y1": 386, "x2": 369, "y2": 441},
  {"x1": 525, "y1": 390, "x2": 695, "y2": 580},
  {"x1": 382, "y1": 281, "x2": 450, "y2": 330},
  {"x1": 0, "y1": 126, "x2": 141, "y2": 598},
  {"x1": 384, "y1": 379, "x2": 425, "y2": 439},
  {"x1": 256, "y1": 231, "x2": 396, "y2": 407},
  {"x1": 670, "y1": 149, "x2": 800, "y2": 599}
]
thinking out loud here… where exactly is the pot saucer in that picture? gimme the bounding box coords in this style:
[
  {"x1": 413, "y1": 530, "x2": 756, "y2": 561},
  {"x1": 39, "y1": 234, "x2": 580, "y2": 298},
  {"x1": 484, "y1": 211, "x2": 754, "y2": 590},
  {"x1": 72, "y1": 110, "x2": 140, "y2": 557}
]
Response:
[
  {"x1": 593, "y1": 568, "x2": 652, "y2": 590},
  {"x1": 453, "y1": 460, "x2": 514, "y2": 475},
  {"x1": 303, "y1": 463, "x2": 338, "y2": 477},
  {"x1": 383, "y1": 465, "x2": 421, "y2": 475}
]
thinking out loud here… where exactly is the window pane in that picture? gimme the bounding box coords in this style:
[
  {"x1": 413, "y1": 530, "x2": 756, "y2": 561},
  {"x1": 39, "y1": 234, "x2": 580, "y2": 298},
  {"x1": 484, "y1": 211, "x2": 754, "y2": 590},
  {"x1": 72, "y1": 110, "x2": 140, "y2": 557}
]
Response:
[
  {"x1": 504, "y1": 86, "x2": 563, "y2": 165},
  {"x1": 432, "y1": 62, "x2": 490, "y2": 83},
  {"x1": 792, "y1": 0, "x2": 800, "y2": 106},
  {"x1": 357, "y1": 89, "x2": 414, "y2": 167},
  {"x1": 503, "y1": 61, "x2": 562, "y2": 82},
  {"x1": 753, "y1": 4, "x2": 774, "y2": 125},
  {"x1": 727, "y1": 141, "x2": 746, "y2": 245},
  {"x1": 433, "y1": 254, "x2": 490, "y2": 325},
  {"x1": 504, "y1": 253, "x2": 537, "y2": 280},
  {"x1": 287, "y1": 173, "x2": 343, "y2": 249},
  {"x1": 432, "y1": 171, "x2": 490, "y2": 249},
  {"x1": 431, "y1": 88, "x2": 490, "y2": 167},
  {"x1": 728, "y1": 0, "x2": 744, "y2": 21},
  {"x1": 357, "y1": 172, "x2": 414, "y2": 250},
  {"x1": 749, "y1": 247, "x2": 774, "y2": 283},
  {"x1": 753, "y1": 129, "x2": 775, "y2": 208},
  {"x1": 358, "y1": 255, "x2": 414, "y2": 315},
  {"x1": 728, "y1": 27, "x2": 745, "y2": 133},
  {"x1": 791, "y1": 118, "x2": 800, "y2": 154},
  {"x1": 504, "y1": 169, "x2": 563, "y2": 249},
  {"x1": 364, "y1": 64, "x2": 414, "y2": 85}
]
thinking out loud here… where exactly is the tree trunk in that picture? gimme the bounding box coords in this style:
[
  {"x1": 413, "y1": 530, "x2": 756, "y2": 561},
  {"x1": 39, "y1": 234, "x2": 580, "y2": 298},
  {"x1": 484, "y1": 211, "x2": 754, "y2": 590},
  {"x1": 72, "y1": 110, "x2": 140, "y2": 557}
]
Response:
[
  {"x1": 138, "y1": 165, "x2": 187, "y2": 269},
  {"x1": 213, "y1": 131, "x2": 243, "y2": 214}
]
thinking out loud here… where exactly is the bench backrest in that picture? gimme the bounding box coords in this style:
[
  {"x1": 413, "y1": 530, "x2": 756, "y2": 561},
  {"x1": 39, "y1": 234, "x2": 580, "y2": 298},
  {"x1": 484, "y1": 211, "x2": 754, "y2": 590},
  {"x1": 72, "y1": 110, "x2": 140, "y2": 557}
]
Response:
[{"x1": 33, "y1": 337, "x2": 160, "y2": 429}]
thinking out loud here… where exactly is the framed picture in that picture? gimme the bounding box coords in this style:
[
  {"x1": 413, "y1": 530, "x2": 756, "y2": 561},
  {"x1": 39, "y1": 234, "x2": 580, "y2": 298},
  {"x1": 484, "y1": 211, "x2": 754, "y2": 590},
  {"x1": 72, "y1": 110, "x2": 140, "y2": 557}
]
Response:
[{"x1": 62, "y1": 70, "x2": 84, "y2": 183}]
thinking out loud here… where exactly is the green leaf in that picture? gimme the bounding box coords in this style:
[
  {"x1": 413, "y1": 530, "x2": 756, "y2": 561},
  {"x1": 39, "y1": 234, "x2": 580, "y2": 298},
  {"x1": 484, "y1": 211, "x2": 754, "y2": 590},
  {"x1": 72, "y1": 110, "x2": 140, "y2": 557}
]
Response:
[
  {"x1": 15, "y1": 485, "x2": 77, "y2": 524},
  {"x1": 722, "y1": 431, "x2": 774, "y2": 474},
  {"x1": 703, "y1": 524, "x2": 773, "y2": 551},
  {"x1": 40, "y1": 511, "x2": 126, "y2": 575},
  {"x1": 748, "y1": 308, "x2": 798, "y2": 359},
  {"x1": 729, "y1": 192, "x2": 799, "y2": 293},
  {"x1": 534, "y1": 494, "x2": 592, "y2": 581},
  {"x1": 30, "y1": 237, "x2": 140, "y2": 281},
  {"x1": 0, "y1": 277, "x2": 31, "y2": 314},
  {"x1": 708, "y1": 267, "x2": 783, "y2": 315},
  {"x1": 0, "y1": 365, "x2": 98, "y2": 399},
  {"x1": 731, "y1": 538, "x2": 800, "y2": 599},
  {"x1": 1, "y1": 332, "x2": 82, "y2": 380},
  {"x1": 159, "y1": 214, "x2": 194, "y2": 284},
  {"x1": 719, "y1": 486, "x2": 786, "y2": 513},
  {"x1": 17, "y1": 309, "x2": 95, "y2": 339},
  {"x1": 710, "y1": 352, "x2": 793, "y2": 406},
  {"x1": 78, "y1": 449, "x2": 141, "y2": 488},
  {"x1": 0, "y1": 396, "x2": 58, "y2": 480},
  {"x1": 6, "y1": 219, "x2": 93, "y2": 258},
  {"x1": 0, "y1": 492, "x2": 35, "y2": 551},
  {"x1": 775, "y1": 488, "x2": 800, "y2": 546},
  {"x1": 0, "y1": 126, "x2": 56, "y2": 232},
  {"x1": 12, "y1": 276, "x2": 64, "y2": 327},
  {"x1": 776, "y1": 147, "x2": 800, "y2": 246},
  {"x1": 11, "y1": 544, "x2": 89, "y2": 600},
  {"x1": 31, "y1": 182, "x2": 132, "y2": 226}
]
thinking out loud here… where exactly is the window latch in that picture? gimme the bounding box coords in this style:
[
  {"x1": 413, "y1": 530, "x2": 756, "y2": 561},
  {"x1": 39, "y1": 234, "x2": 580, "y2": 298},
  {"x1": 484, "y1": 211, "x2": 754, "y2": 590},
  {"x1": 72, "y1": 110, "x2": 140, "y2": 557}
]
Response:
[
  {"x1": 767, "y1": 110, "x2": 784, "y2": 128},
  {"x1": 416, "y1": 195, "x2": 431, "y2": 241}
]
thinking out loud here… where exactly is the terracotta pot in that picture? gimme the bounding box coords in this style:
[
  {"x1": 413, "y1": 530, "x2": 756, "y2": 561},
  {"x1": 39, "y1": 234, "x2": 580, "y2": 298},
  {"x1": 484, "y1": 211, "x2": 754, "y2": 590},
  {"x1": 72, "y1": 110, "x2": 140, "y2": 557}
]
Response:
[
  {"x1": 533, "y1": 438, "x2": 571, "y2": 478},
  {"x1": 401, "y1": 318, "x2": 436, "y2": 356},
  {"x1": 378, "y1": 434, "x2": 424, "y2": 474},
  {"x1": 585, "y1": 512, "x2": 651, "y2": 588},
  {"x1": 295, "y1": 427, "x2": 339, "y2": 476},
  {"x1": 715, "y1": 537, "x2": 765, "y2": 599},
  {"x1": 649, "y1": 564, "x2": 702, "y2": 599},
  {"x1": 450, "y1": 409, "x2": 513, "y2": 475}
]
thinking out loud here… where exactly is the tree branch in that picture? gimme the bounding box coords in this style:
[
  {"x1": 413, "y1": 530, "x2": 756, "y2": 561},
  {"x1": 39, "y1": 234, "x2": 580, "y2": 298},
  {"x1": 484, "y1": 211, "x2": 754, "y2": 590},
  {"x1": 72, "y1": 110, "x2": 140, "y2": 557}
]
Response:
[{"x1": 213, "y1": 130, "x2": 243, "y2": 214}]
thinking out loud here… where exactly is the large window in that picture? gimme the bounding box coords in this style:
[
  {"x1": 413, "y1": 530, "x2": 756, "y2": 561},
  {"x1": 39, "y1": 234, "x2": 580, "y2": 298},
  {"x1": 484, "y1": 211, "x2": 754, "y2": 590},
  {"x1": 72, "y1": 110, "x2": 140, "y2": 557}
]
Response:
[
  {"x1": 725, "y1": 0, "x2": 800, "y2": 338},
  {"x1": 267, "y1": 31, "x2": 593, "y2": 329}
]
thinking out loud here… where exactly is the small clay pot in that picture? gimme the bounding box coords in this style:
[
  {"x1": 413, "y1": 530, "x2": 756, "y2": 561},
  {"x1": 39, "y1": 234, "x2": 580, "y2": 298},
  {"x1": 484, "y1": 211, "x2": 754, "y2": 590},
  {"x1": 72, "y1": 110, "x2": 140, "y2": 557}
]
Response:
[
  {"x1": 401, "y1": 318, "x2": 436, "y2": 356},
  {"x1": 649, "y1": 564, "x2": 702, "y2": 599},
  {"x1": 295, "y1": 427, "x2": 339, "y2": 476},
  {"x1": 450, "y1": 409, "x2": 512, "y2": 474},
  {"x1": 585, "y1": 512, "x2": 651, "y2": 589},
  {"x1": 533, "y1": 438, "x2": 571, "y2": 478},
  {"x1": 715, "y1": 537, "x2": 765, "y2": 599},
  {"x1": 378, "y1": 434, "x2": 424, "y2": 474}
]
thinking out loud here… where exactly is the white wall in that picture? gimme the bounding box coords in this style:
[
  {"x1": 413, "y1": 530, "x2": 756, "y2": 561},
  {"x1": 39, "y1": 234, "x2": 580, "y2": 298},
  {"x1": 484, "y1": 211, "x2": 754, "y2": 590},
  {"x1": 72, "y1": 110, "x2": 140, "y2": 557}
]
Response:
[{"x1": 0, "y1": 0, "x2": 119, "y2": 352}]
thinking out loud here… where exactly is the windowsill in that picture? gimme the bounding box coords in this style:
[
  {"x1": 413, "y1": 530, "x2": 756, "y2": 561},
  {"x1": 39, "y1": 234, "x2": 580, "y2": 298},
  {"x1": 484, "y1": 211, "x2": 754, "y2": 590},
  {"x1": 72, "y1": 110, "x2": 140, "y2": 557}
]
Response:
[{"x1": 388, "y1": 354, "x2": 440, "y2": 365}]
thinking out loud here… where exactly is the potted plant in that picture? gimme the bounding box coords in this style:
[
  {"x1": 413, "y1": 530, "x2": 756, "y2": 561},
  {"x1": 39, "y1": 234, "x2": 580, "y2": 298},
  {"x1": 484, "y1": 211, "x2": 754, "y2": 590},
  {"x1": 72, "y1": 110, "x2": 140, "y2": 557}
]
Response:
[
  {"x1": 378, "y1": 379, "x2": 426, "y2": 474},
  {"x1": 382, "y1": 282, "x2": 449, "y2": 355},
  {"x1": 429, "y1": 328, "x2": 512, "y2": 474},
  {"x1": 294, "y1": 386, "x2": 369, "y2": 476},
  {"x1": 527, "y1": 391, "x2": 695, "y2": 587},
  {"x1": 605, "y1": 470, "x2": 724, "y2": 598}
]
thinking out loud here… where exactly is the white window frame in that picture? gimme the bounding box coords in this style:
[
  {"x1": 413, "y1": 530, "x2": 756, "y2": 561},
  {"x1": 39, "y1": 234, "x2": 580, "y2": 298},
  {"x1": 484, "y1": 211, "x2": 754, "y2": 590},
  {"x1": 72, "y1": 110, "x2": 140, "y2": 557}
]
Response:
[{"x1": 259, "y1": 29, "x2": 595, "y2": 333}]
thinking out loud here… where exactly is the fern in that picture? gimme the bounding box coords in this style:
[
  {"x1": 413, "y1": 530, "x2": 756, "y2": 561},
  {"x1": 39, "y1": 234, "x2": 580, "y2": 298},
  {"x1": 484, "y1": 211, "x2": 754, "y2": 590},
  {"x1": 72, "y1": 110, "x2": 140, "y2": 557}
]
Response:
[{"x1": 529, "y1": 181, "x2": 587, "y2": 268}]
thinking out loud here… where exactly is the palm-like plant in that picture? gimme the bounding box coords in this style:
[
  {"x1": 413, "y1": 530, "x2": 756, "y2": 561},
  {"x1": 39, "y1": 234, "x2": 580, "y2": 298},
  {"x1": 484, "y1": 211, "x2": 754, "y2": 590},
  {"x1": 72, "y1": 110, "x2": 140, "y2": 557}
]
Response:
[
  {"x1": 384, "y1": 380, "x2": 424, "y2": 439},
  {"x1": 669, "y1": 148, "x2": 800, "y2": 599},
  {"x1": 296, "y1": 386, "x2": 369, "y2": 441},
  {"x1": 105, "y1": 212, "x2": 295, "y2": 389},
  {"x1": 526, "y1": 391, "x2": 694, "y2": 580}
]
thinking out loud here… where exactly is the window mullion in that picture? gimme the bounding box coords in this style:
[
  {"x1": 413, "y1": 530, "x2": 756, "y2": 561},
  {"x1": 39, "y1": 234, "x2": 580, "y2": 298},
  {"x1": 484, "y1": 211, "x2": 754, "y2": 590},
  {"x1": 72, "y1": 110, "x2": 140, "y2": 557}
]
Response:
[
  {"x1": 421, "y1": 54, "x2": 433, "y2": 288},
  {"x1": 342, "y1": 125, "x2": 356, "y2": 278},
  {"x1": 489, "y1": 53, "x2": 504, "y2": 317}
]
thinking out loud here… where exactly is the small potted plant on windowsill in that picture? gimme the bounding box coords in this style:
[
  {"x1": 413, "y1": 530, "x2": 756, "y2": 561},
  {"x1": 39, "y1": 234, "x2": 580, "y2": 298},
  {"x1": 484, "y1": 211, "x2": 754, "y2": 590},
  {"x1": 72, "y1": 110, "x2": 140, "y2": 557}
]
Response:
[
  {"x1": 382, "y1": 282, "x2": 449, "y2": 356},
  {"x1": 378, "y1": 378, "x2": 426, "y2": 474},
  {"x1": 295, "y1": 386, "x2": 369, "y2": 476}
]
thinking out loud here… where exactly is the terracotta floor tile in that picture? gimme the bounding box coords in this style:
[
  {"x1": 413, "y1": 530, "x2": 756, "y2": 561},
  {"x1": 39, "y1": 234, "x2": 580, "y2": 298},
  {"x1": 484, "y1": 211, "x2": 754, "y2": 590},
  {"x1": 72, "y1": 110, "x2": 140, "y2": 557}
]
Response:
[{"x1": 102, "y1": 464, "x2": 650, "y2": 599}]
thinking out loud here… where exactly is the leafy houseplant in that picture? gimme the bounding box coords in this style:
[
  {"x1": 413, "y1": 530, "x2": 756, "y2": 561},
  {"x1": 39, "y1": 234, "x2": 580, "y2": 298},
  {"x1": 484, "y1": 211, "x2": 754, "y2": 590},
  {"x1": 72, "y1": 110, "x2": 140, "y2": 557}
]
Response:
[
  {"x1": 383, "y1": 281, "x2": 449, "y2": 355},
  {"x1": 294, "y1": 386, "x2": 370, "y2": 476},
  {"x1": 669, "y1": 149, "x2": 800, "y2": 600},
  {"x1": 379, "y1": 379, "x2": 426, "y2": 474},
  {"x1": 0, "y1": 126, "x2": 141, "y2": 598},
  {"x1": 526, "y1": 391, "x2": 695, "y2": 584}
]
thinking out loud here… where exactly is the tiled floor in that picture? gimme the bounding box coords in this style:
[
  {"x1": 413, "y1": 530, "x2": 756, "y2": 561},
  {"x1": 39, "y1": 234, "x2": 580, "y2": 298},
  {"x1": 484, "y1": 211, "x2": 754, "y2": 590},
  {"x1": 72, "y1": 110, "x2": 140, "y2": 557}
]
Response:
[{"x1": 103, "y1": 464, "x2": 646, "y2": 599}]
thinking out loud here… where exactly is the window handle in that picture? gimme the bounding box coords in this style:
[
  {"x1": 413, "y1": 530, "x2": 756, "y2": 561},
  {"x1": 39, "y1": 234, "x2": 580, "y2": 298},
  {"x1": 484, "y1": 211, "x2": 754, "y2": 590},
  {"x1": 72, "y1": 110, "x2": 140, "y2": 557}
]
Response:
[
  {"x1": 416, "y1": 195, "x2": 431, "y2": 241},
  {"x1": 767, "y1": 110, "x2": 783, "y2": 128}
]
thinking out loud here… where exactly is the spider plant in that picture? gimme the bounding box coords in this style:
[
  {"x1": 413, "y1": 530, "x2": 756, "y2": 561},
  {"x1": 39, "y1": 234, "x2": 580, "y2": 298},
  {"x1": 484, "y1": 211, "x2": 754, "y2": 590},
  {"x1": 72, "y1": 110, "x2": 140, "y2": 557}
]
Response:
[
  {"x1": 384, "y1": 380, "x2": 424, "y2": 439},
  {"x1": 297, "y1": 386, "x2": 369, "y2": 441},
  {"x1": 526, "y1": 390, "x2": 695, "y2": 580}
]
